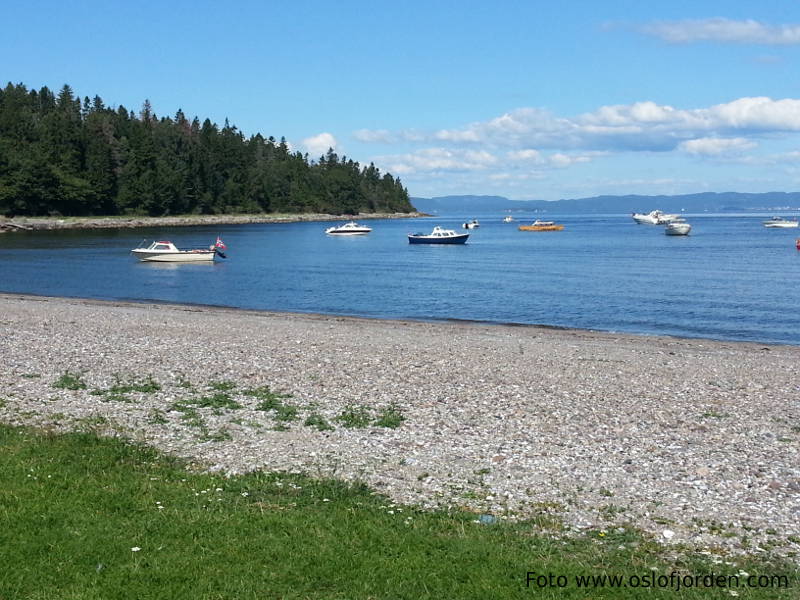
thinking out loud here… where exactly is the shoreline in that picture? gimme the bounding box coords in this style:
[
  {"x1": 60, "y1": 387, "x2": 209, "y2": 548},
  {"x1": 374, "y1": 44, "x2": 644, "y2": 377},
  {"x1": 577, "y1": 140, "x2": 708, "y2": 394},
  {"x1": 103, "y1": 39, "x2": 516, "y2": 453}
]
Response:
[
  {"x1": 1, "y1": 293, "x2": 798, "y2": 560},
  {"x1": 5, "y1": 290, "x2": 797, "y2": 350},
  {"x1": 0, "y1": 211, "x2": 426, "y2": 233},
  {"x1": 3, "y1": 290, "x2": 793, "y2": 350}
]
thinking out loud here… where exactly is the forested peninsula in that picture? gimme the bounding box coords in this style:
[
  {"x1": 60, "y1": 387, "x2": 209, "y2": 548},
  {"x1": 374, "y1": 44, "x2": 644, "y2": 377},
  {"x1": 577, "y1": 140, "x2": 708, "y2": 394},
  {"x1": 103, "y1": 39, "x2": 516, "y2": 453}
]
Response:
[{"x1": 0, "y1": 83, "x2": 415, "y2": 218}]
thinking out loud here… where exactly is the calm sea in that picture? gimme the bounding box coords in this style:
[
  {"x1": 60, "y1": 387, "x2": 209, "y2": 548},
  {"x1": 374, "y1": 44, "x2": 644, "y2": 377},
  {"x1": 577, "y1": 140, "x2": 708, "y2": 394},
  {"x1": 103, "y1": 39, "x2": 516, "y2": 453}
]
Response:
[{"x1": 1, "y1": 214, "x2": 799, "y2": 345}]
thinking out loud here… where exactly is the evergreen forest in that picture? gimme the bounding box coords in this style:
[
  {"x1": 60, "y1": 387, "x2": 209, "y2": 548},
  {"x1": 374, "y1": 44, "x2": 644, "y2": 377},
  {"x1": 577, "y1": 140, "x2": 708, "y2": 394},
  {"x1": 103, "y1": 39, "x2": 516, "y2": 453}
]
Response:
[{"x1": 0, "y1": 83, "x2": 415, "y2": 217}]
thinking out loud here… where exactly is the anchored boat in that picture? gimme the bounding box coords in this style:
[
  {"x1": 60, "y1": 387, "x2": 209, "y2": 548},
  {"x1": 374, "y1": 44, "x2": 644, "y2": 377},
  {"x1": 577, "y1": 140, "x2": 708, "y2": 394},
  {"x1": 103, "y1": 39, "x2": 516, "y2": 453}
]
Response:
[
  {"x1": 518, "y1": 220, "x2": 564, "y2": 232},
  {"x1": 324, "y1": 221, "x2": 373, "y2": 235},
  {"x1": 407, "y1": 226, "x2": 469, "y2": 244},
  {"x1": 131, "y1": 238, "x2": 226, "y2": 262}
]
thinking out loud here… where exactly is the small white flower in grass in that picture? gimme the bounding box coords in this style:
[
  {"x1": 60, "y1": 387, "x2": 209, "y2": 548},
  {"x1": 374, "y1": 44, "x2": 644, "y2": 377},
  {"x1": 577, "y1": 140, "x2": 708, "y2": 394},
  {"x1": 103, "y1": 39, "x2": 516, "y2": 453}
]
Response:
[
  {"x1": 131, "y1": 547, "x2": 141, "y2": 552},
  {"x1": 662, "y1": 529, "x2": 675, "y2": 540},
  {"x1": 241, "y1": 492, "x2": 249, "y2": 497},
  {"x1": 322, "y1": 498, "x2": 330, "y2": 502},
  {"x1": 729, "y1": 592, "x2": 739, "y2": 597}
]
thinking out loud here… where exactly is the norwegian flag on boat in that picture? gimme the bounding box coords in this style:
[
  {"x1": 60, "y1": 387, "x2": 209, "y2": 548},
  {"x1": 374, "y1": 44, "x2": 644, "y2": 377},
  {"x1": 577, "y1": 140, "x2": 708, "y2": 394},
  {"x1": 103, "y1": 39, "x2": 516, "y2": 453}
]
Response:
[{"x1": 214, "y1": 236, "x2": 227, "y2": 250}]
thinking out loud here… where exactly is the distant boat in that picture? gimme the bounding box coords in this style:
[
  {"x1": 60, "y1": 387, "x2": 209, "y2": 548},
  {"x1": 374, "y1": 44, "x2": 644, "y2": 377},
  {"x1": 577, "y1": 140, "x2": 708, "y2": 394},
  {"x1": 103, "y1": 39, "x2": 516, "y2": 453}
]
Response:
[
  {"x1": 632, "y1": 210, "x2": 681, "y2": 225},
  {"x1": 462, "y1": 219, "x2": 480, "y2": 229},
  {"x1": 665, "y1": 222, "x2": 691, "y2": 236},
  {"x1": 762, "y1": 217, "x2": 799, "y2": 229},
  {"x1": 518, "y1": 220, "x2": 564, "y2": 232},
  {"x1": 325, "y1": 221, "x2": 372, "y2": 235},
  {"x1": 131, "y1": 238, "x2": 226, "y2": 262},
  {"x1": 503, "y1": 216, "x2": 514, "y2": 223},
  {"x1": 408, "y1": 226, "x2": 469, "y2": 244}
]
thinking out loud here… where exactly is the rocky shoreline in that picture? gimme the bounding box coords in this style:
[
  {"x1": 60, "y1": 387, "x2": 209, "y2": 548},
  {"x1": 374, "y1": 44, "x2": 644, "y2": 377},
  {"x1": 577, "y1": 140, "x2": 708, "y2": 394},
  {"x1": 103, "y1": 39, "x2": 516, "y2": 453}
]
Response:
[
  {"x1": 0, "y1": 212, "x2": 424, "y2": 233},
  {"x1": 1, "y1": 293, "x2": 798, "y2": 561}
]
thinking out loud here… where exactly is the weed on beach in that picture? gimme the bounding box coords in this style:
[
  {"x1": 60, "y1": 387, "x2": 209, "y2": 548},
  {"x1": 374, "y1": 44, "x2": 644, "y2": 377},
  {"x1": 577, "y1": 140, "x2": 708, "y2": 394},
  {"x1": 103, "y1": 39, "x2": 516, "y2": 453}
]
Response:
[
  {"x1": 335, "y1": 405, "x2": 372, "y2": 428},
  {"x1": 0, "y1": 424, "x2": 796, "y2": 599},
  {"x1": 53, "y1": 371, "x2": 86, "y2": 390},
  {"x1": 374, "y1": 404, "x2": 406, "y2": 428}
]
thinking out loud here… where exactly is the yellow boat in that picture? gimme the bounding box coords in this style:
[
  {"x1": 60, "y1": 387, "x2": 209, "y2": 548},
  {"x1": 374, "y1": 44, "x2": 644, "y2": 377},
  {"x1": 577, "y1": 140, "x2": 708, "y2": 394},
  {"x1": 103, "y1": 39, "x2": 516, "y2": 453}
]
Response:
[{"x1": 518, "y1": 220, "x2": 564, "y2": 232}]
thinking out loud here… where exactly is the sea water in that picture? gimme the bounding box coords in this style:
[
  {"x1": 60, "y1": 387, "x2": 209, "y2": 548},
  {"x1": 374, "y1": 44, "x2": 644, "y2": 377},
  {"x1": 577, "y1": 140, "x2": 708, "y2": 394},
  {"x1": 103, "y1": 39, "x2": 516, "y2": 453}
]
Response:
[{"x1": 1, "y1": 214, "x2": 799, "y2": 345}]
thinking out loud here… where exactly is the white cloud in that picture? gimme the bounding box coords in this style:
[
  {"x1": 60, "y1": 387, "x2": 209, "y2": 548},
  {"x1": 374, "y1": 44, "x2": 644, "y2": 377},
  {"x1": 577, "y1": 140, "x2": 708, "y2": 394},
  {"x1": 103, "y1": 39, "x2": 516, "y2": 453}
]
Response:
[
  {"x1": 548, "y1": 153, "x2": 593, "y2": 167},
  {"x1": 641, "y1": 18, "x2": 800, "y2": 45},
  {"x1": 358, "y1": 97, "x2": 800, "y2": 154},
  {"x1": 353, "y1": 129, "x2": 393, "y2": 143},
  {"x1": 380, "y1": 147, "x2": 498, "y2": 175},
  {"x1": 678, "y1": 137, "x2": 757, "y2": 155},
  {"x1": 302, "y1": 132, "x2": 338, "y2": 157},
  {"x1": 507, "y1": 149, "x2": 543, "y2": 162}
]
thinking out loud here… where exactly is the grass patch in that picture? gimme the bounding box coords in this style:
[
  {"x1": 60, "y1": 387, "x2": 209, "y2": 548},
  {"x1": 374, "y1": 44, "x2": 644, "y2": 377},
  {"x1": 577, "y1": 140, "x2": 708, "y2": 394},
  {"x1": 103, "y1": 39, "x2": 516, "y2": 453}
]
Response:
[
  {"x1": 244, "y1": 385, "x2": 293, "y2": 406},
  {"x1": 249, "y1": 386, "x2": 298, "y2": 422},
  {"x1": 90, "y1": 375, "x2": 161, "y2": 402},
  {"x1": 147, "y1": 409, "x2": 169, "y2": 425},
  {"x1": 208, "y1": 380, "x2": 237, "y2": 392},
  {"x1": 53, "y1": 371, "x2": 86, "y2": 391},
  {"x1": 335, "y1": 405, "x2": 373, "y2": 428},
  {"x1": 189, "y1": 393, "x2": 242, "y2": 410},
  {"x1": 0, "y1": 425, "x2": 796, "y2": 599},
  {"x1": 304, "y1": 412, "x2": 334, "y2": 431},
  {"x1": 374, "y1": 404, "x2": 405, "y2": 429}
]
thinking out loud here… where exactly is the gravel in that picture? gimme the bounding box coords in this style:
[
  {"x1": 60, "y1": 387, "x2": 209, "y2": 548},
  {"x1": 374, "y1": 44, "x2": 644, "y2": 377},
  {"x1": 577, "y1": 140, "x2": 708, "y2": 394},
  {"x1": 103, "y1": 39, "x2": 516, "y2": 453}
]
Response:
[{"x1": 1, "y1": 293, "x2": 798, "y2": 559}]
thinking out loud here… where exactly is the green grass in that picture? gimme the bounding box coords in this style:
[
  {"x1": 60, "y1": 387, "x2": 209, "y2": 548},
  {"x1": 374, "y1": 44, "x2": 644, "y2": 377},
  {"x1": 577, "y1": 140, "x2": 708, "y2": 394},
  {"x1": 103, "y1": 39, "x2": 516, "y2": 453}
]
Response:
[
  {"x1": 335, "y1": 405, "x2": 373, "y2": 428},
  {"x1": 304, "y1": 412, "x2": 334, "y2": 431},
  {"x1": 248, "y1": 386, "x2": 298, "y2": 422},
  {"x1": 374, "y1": 404, "x2": 406, "y2": 428},
  {"x1": 189, "y1": 392, "x2": 242, "y2": 410},
  {"x1": 0, "y1": 424, "x2": 796, "y2": 599},
  {"x1": 53, "y1": 371, "x2": 87, "y2": 391}
]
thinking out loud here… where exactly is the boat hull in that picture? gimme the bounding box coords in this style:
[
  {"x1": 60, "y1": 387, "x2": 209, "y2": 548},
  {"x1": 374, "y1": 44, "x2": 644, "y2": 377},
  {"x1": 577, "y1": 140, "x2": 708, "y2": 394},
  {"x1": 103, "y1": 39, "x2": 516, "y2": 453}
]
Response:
[
  {"x1": 518, "y1": 224, "x2": 564, "y2": 231},
  {"x1": 408, "y1": 234, "x2": 469, "y2": 244},
  {"x1": 665, "y1": 223, "x2": 691, "y2": 236},
  {"x1": 325, "y1": 230, "x2": 371, "y2": 235},
  {"x1": 132, "y1": 250, "x2": 216, "y2": 262},
  {"x1": 764, "y1": 222, "x2": 799, "y2": 228}
]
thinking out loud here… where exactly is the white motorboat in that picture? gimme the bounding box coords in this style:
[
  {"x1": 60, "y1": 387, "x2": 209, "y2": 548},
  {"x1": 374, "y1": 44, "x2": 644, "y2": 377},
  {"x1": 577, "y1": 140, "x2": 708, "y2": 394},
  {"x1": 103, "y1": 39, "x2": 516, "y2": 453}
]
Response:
[
  {"x1": 762, "y1": 217, "x2": 799, "y2": 228},
  {"x1": 325, "y1": 221, "x2": 372, "y2": 235},
  {"x1": 503, "y1": 216, "x2": 514, "y2": 223},
  {"x1": 665, "y1": 222, "x2": 691, "y2": 236},
  {"x1": 461, "y1": 219, "x2": 480, "y2": 229},
  {"x1": 408, "y1": 226, "x2": 469, "y2": 244},
  {"x1": 131, "y1": 238, "x2": 226, "y2": 262},
  {"x1": 632, "y1": 210, "x2": 681, "y2": 225}
]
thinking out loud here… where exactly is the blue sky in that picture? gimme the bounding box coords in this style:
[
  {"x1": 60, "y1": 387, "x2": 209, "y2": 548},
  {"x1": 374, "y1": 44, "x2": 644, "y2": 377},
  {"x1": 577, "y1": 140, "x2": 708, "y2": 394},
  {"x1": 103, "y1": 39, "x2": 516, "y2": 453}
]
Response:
[{"x1": 5, "y1": 1, "x2": 800, "y2": 200}]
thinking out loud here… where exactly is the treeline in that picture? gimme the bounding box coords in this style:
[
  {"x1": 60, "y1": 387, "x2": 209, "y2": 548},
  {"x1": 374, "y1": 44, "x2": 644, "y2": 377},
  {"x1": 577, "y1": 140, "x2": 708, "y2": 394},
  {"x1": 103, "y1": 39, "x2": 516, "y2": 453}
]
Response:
[{"x1": 0, "y1": 83, "x2": 415, "y2": 217}]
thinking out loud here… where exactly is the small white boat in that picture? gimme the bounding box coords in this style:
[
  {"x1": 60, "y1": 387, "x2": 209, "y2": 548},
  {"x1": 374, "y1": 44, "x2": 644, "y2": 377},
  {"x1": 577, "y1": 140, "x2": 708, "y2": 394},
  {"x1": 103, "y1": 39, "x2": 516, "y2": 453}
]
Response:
[
  {"x1": 632, "y1": 210, "x2": 681, "y2": 225},
  {"x1": 325, "y1": 221, "x2": 372, "y2": 235},
  {"x1": 131, "y1": 238, "x2": 226, "y2": 262},
  {"x1": 762, "y1": 217, "x2": 799, "y2": 228},
  {"x1": 408, "y1": 226, "x2": 469, "y2": 244},
  {"x1": 462, "y1": 219, "x2": 480, "y2": 229},
  {"x1": 503, "y1": 216, "x2": 514, "y2": 223},
  {"x1": 665, "y1": 222, "x2": 691, "y2": 236}
]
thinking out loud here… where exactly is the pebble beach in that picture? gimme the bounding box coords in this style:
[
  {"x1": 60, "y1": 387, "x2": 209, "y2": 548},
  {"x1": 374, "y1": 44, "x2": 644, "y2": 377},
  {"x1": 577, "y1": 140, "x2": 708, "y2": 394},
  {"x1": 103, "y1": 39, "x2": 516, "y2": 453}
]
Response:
[{"x1": 1, "y1": 293, "x2": 798, "y2": 559}]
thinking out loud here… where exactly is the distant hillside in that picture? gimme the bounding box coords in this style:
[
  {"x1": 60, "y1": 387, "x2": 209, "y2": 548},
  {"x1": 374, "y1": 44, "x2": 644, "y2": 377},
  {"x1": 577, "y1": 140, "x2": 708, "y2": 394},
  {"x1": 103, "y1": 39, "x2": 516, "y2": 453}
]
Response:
[{"x1": 412, "y1": 193, "x2": 800, "y2": 215}]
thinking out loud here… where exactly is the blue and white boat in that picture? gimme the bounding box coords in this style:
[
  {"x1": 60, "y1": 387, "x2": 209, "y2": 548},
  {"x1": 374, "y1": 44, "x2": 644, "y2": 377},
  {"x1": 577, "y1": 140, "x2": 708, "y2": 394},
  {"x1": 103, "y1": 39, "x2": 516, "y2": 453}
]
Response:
[{"x1": 408, "y1": 226, "x2": 469, "y2": 244}]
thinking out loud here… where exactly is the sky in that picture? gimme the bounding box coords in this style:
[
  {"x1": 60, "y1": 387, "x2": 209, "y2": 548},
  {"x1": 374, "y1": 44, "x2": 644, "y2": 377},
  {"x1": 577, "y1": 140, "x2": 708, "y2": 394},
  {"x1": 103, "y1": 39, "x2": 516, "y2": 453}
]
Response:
[{"x1": 4, "y1": 0, "x2": 800, "y2": 200}]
